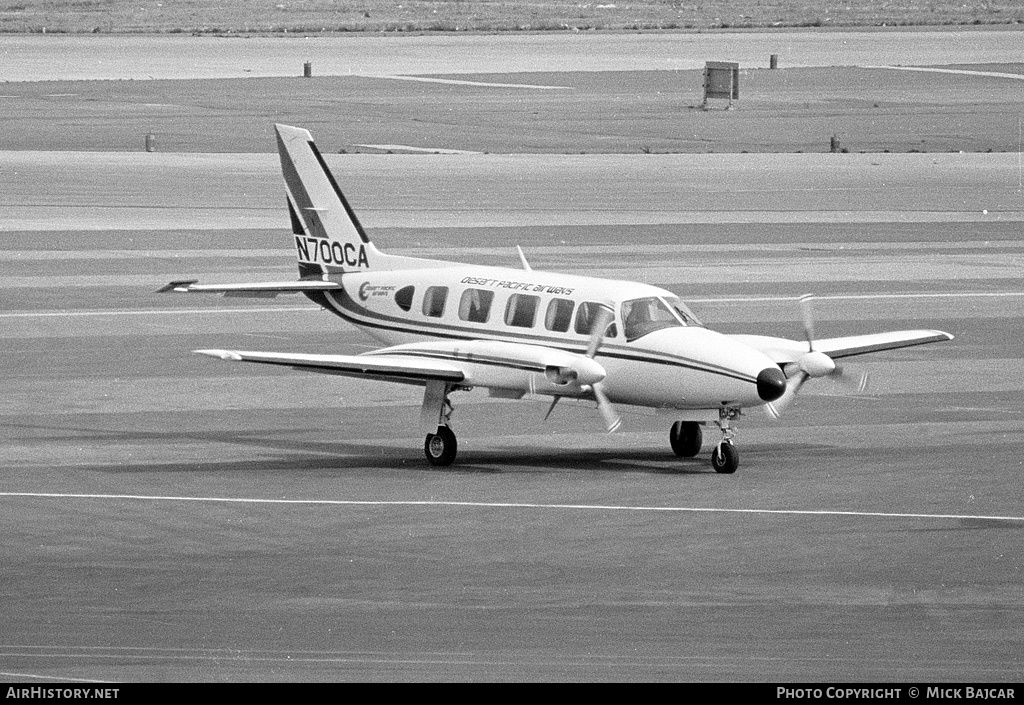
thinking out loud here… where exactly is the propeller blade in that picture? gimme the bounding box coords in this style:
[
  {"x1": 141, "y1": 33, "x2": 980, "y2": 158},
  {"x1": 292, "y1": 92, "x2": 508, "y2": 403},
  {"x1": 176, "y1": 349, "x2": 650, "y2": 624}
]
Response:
[
  {"x1": 798, "y1": 293, "x2": 816, "y2": 351},
  {"x1": 585, "y1": 305, "x2": 615, "y2": 359},
  {"x1": 592, "y1": 383, "x2": 622, "y2": 433},
  {"x1": 764, "y1": 371, "x2": 808, "y2": 419},
  {"x1": 543, "y1": 396, "x2": 561, "y2": 421},
  {"x1": 832, "y1": 364, "x2": 870, "y2": 394}
]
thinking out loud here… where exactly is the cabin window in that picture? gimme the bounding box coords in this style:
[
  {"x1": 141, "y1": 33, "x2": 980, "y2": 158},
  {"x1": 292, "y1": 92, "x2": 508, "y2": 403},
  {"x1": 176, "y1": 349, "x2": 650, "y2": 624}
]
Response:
[
  {"x1": 458, "y1": 288, "x2": 494, "y2": 323},
  {"x1": 621, "y1": 297, "x2": 682, "y2": 342},
  {"x1": 574, "y1": 301, "x2": 617, "y2": 338},
  {"x1": 395, "y1": 285, "x2": 414, "y2": 312},
  {"x1": 421, "y1": 286, "x2": 448, "y2": 318},
  {"x1": 545, "y1": 298, "x2": 574, "y2": 332},
  {"x1": 504, "y1": 294, "x2": 539, "y2": 328}
]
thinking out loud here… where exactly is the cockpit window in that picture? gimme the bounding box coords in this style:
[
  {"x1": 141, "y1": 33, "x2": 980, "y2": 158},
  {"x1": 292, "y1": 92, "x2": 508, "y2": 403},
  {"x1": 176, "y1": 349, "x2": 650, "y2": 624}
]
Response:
[
  {"x1": 665, "y1": 297, "x2": 703, "y2": 327},
  {"x1": 621, "y1": 296, "x2": 701, "y2": 342}
]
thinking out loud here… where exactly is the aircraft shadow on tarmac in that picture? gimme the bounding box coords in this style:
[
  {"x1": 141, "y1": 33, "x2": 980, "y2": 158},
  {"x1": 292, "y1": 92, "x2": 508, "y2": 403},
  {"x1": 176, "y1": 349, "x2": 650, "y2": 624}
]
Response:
[{"x1": 12, "y1": 420, "x2": 835, "y2": 476}]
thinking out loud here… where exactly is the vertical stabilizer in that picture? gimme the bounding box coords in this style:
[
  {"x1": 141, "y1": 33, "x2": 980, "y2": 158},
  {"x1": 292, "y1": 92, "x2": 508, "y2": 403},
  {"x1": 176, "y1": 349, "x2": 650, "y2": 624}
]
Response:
[{"x1": 276, "y1": 123, "x2": 380, "y2": 274}]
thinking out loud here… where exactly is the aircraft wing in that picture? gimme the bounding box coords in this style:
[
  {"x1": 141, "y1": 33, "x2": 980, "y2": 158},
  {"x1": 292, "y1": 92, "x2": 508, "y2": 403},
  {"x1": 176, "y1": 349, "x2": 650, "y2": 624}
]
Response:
[
  {"x1": 158, "y1": 280, "x2": 341, "y2": 298},
  {"x1": 730, "y1": 329, "x2": 953, "y2": 365},
  {"x1": 195, "y1": 339, "x2": 606, "y2": 393},
  {"x1": 196, "y1": 349, "x2": 466, "y2": 385}
]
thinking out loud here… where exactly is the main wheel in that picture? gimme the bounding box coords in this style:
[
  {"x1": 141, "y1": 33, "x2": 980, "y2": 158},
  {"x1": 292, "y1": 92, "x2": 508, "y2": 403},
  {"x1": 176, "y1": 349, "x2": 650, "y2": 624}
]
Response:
[
  {"x1": 424, "y1": 426, "x2": 458, "y2": 466},
  {"x1": 669, "y1": 421, "x2": 702, "y2": 457},
  {"x1": 710, "y1": 442, "x2": 739, "y2": 474}
]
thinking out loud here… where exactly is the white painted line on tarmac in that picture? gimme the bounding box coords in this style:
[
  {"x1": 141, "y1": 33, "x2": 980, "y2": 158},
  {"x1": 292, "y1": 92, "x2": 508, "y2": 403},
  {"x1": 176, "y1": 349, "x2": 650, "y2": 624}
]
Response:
[
  {"x1": 3, "y1": 291, "x2": 1022, "y2": 319},
  {"x1": 689, "y1": 292, "x2": 1024, "y2": 303},
  {"x1": 368, "y1": 74, "x2": 573, "y2": 90},
  {"x1": 865, "y1": 65, "x2": 1024, "y2": 81},
  {"x1": 0, "y1": 307, "x2": 318, "y2": 318},
  {"x1": 352, "y1": 144, "x2": 481, "y2": 154},
  {"x1": 0, "y1": 671, "x2": 112, "y2": 684},
  {"x1": 2, "y1": 492, "x2": 1022, "y2": 523}
]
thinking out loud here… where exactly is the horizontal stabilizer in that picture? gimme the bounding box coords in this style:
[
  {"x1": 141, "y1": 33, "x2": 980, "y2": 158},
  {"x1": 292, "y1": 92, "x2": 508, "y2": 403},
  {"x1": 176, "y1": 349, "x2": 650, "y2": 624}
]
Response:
[{"x1": 159, "y1": 280, "x2": 342, "y2": 297}]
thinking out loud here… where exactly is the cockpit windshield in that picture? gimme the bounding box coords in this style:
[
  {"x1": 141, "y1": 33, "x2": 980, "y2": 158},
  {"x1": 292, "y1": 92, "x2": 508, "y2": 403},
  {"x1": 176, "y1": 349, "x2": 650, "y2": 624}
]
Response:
[
  {"x1": 665, "y1": 296, "x2": 703, "y2": 327},
  {"x1": 620, "y1": 296, "x2": 697, "y2": 342}
]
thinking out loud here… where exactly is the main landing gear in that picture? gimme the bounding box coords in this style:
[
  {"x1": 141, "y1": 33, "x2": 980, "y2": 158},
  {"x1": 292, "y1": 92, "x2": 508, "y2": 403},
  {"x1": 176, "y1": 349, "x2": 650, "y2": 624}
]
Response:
[
  {"x1": 423, "y1": 383, "x2": 458, "y2": 466},
  {"x1": 670, "y1": 408, "x2": 741, "y2": 474},
  {"x1": 424, "y1": 425, "x2": 457, "y2": 466}
]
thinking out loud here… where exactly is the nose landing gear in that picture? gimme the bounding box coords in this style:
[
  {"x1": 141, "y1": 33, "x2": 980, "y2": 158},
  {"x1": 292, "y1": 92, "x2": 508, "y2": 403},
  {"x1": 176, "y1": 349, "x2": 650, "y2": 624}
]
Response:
[
  {"x1": 711, "y1": 407, "x2": 740, "y2": 474},
  {"x1": 671, "y1": 407, "x2": 741, "y2": 473}
]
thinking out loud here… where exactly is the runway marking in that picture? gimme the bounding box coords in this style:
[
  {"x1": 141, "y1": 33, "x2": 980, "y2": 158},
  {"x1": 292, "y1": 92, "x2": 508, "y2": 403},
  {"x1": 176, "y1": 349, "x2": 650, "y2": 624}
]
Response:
[
  {"x1": 2, "y1": 646, "x2": 1006, "y2": 672},
  {"x1": 689, "y1": 291, "x2": 1024, "y2": 303},
  {"x1": 0, "y1": 307, "x2": 318, "y2": 318},
  {"x1": 0, "y1": 671, "x2": 112, "y2": 683},
  {"x1": 866, "y1": 65, "x2": 1024, "y2": 81},
  {"x1": 2, "y1": 492, "x2": 1022, "y2": 523},
  {"x1": 367, "y1": 74, "x2": 573, "y2": 90},
  {"x1": 352, "y1": 144, "x2": 481, "y2": 155},
  {"x1": 2, "y1": 291, "x2": 1022, "y2": 320}
]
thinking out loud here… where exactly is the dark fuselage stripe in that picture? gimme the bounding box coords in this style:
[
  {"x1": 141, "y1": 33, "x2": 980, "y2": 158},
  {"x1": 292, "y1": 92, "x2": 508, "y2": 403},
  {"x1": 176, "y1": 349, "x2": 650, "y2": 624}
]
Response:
[
  {"x1": 309, "y1": 141, "x2": 372, "y2": 244},
  {"x1": 316, "y1": 289, "x2": 756, "y2": 384}
]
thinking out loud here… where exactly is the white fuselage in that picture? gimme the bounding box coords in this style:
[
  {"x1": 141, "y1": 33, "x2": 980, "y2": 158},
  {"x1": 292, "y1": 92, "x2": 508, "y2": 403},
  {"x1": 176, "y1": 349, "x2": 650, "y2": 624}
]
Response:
[{"x1": 311, "y1": 259, "x2": 782, "y2": 412}]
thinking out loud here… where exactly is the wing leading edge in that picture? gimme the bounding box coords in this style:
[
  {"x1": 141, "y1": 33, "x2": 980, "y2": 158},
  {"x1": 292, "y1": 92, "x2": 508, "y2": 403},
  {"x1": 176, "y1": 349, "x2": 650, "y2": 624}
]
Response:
[
  {"x1": 196, "y1": 339, "x2": 608, "y2": 394},
  {"x1": 196, "y1": 349, "x2": 465, "y2": 386},
  {"x1": 730, "y1": 329, "x2": 954, "y2": 366}
]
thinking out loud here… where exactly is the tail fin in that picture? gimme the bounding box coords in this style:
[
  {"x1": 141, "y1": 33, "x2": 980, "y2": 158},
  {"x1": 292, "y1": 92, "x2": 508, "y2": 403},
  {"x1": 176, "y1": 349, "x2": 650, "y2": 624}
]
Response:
[{"x1": 276, "y1": 123, "x2": 379, "y2": 275}]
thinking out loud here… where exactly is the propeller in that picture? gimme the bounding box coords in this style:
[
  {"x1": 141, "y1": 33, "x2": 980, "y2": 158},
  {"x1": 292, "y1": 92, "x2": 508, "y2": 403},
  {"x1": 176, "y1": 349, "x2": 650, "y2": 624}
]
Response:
[
  {"x1": 586, "y1": 305, "x2": 622, "y2": 432},
  {"x1": 765, "y1": 294, "x2": 869, "y2": 419}
]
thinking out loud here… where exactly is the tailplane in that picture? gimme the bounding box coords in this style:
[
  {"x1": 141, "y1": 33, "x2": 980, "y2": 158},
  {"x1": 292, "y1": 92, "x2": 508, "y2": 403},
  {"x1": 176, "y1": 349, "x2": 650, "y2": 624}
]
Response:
[{"x1": 276, "y1": 123, "x2": 381, "y2": 275}]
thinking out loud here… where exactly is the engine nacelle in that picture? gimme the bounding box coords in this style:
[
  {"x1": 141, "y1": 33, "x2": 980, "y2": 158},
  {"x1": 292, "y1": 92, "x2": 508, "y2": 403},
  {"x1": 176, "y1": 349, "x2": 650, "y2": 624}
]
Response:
[
  {"x1": 545, "y1": 366, "x2": 577, "y2": 385},
  {"x1": 796, "y1": 350, "x2": 836, "y2": 378},
  {"x1": 545, "y1": 357, "x2": 606, "y2": 387}
]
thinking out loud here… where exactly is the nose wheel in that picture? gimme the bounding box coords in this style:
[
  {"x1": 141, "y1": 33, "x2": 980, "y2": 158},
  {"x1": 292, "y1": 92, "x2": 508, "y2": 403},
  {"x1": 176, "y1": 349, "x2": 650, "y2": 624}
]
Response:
[
  {"x1": 711, "y1": 441, "x2": 739, "y2": 474},
  {"x1": 711, "y1": 407, "x2": 740, "y2": 474},
  {"x1": 670, "y1": 409, "x2": 742, "y2": 473}
]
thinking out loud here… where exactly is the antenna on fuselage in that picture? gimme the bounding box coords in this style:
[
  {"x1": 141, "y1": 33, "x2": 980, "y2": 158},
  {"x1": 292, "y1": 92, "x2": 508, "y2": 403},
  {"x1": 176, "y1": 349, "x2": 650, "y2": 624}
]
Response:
[{"x1": 516, "y1": 246, "x2": 533, "y2": 272}]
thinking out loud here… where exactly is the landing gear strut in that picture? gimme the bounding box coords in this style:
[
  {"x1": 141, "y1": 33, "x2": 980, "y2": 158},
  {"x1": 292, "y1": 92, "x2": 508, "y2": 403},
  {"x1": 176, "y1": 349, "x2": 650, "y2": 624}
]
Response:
[{"x1": 711, "y1": 407, "x2": 740, "y2": 474}]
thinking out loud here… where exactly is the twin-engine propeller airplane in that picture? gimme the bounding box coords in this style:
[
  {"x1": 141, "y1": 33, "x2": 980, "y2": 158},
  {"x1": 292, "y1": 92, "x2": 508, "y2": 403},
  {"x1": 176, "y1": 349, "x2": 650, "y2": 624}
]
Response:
[{"x1": 162, "y1": 124, "x2": 953, "y2": 473}]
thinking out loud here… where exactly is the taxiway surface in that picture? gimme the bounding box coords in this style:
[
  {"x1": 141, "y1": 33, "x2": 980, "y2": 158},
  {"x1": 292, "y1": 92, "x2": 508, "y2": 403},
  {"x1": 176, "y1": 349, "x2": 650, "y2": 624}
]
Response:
[
  {"x1": 2, "y1": 149, "x2": 1022, "y2": 682},
  {"x1": 2, "y1": 29, "x2": 1023, "y2": 683}
]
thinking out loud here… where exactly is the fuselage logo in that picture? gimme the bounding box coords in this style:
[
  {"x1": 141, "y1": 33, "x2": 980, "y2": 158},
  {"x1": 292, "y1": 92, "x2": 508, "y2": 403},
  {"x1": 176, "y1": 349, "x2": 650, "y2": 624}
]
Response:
[
  {"x1": 358, "y1": 282, "x2": 396, "y2": 302},
  {"x1": 295, "y1": 236, "x2": 369, "y2": 269}
]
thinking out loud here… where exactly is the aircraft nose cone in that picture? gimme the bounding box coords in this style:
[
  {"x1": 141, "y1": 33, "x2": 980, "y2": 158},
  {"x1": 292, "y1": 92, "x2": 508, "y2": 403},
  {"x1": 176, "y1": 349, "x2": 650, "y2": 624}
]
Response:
[{"x1": 757, "y1": 366, "x2": 787, "y2": 402}]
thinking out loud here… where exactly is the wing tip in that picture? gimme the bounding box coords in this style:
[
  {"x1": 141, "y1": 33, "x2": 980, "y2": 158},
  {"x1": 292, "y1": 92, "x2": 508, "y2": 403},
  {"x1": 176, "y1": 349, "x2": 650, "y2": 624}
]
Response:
[{"x1": 157, "y1": 279, "x2": 198, "y2": 293}]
